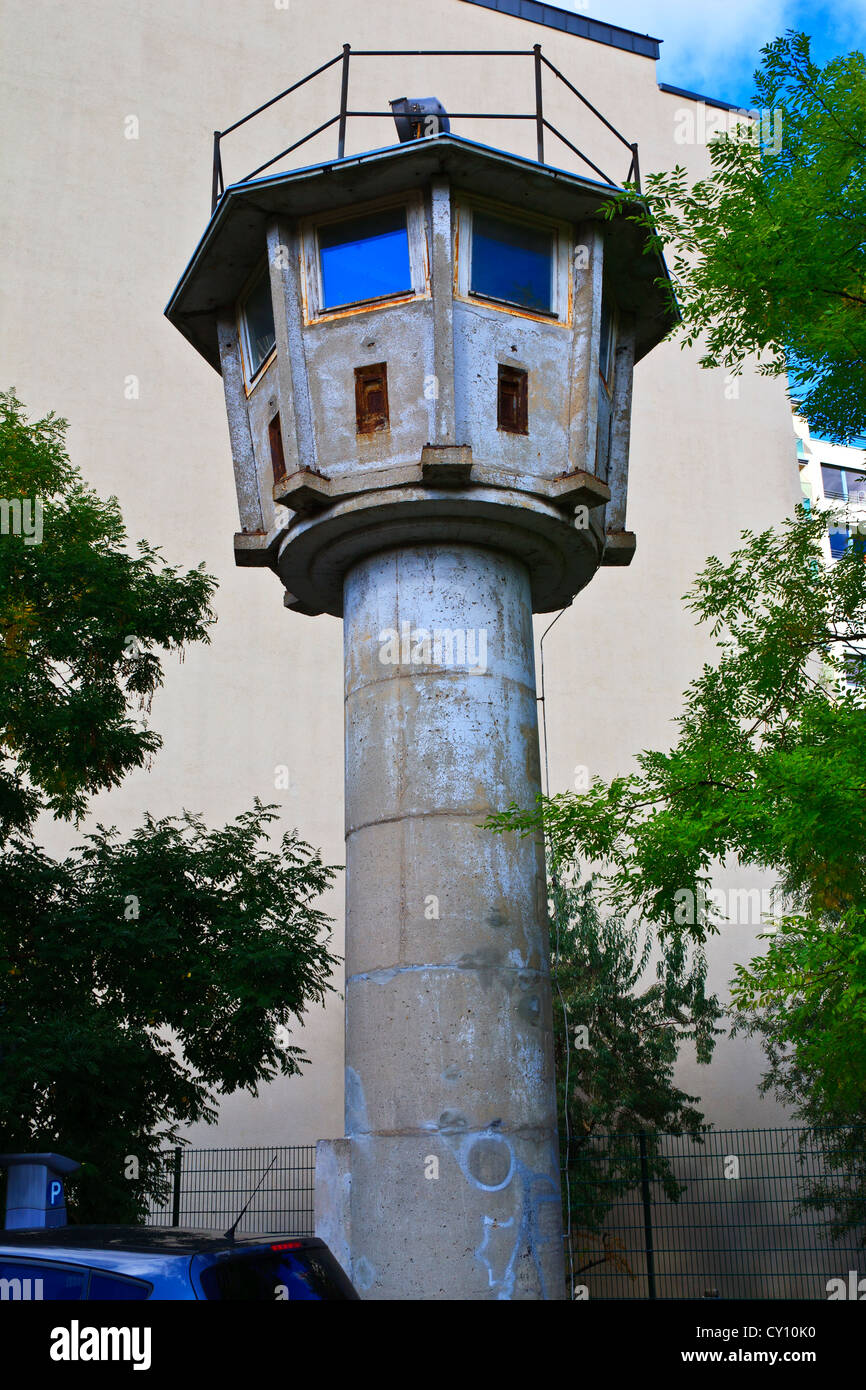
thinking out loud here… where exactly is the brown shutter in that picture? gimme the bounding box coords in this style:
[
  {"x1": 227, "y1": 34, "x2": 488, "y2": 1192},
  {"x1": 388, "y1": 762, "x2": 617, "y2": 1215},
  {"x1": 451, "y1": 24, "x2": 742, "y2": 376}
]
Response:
[
  {"x1": 268, "y1": 413, "x2": 286, "y2": 482},
  {"x1": 497, "y1": 365, "x2": 529, "y2": 435},
  {"x1": 355, "y1": 363, "x2": 390, "y2": 434}
]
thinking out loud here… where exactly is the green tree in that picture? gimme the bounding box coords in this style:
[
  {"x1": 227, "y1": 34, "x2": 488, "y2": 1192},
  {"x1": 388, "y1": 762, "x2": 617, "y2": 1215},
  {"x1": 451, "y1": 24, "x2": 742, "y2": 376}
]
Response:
[
  {"x1": 731, "y1": 911, "x2": 866, "y2": 1242},
  {"x1": 0, "y1": 392, "x2": 339, "y2": 1221},
  {"x1": 548, "y1": 875, "x2": 719, "y2": 1283},
  {"x1": 491, "y1": 507, "x2": 866, "y2": 1237},
  {"x1": 502, "y1": 26, "x2": 866, "y2": 1253},
  {"x1": 607, "y1": 32, "x2": 866, "y2": 441}
]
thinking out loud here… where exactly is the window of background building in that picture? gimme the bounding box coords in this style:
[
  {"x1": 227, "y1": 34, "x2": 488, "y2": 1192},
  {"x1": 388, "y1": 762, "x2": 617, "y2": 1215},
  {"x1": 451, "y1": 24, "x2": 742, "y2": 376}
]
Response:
[
  {"x1": 829, "y1": 525, "x2": 851, "y2": 560},
  {"x1": 843, "y1": 649, "x2": 866, "y2": 692},
  {"x1": 822, "y1": 464, "x2": 866, "y2": 503}
]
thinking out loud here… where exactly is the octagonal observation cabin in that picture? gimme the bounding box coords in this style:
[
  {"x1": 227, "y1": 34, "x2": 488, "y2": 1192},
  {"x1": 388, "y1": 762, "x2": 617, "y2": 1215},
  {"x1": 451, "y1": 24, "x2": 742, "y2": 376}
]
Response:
[{"x1": 165, "y1": 46, "x2": 676, "y2": 617}]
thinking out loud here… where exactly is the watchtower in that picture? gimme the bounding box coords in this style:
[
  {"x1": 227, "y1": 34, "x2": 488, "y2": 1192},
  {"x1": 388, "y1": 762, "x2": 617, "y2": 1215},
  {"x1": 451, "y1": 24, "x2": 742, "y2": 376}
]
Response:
[{"x1": 166, "y1": 47, "x2": 674, "y2": 1300}]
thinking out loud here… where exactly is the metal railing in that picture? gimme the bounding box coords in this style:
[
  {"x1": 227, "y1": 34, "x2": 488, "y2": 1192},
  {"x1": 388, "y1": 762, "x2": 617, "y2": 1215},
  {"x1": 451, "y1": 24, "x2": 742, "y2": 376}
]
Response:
[
  {"x1": 210, "y1": 45, "x2": 641, "y2": 213},
  {"x1": 566, "y1": 1126, "x2": 866, "y2": 1300},
  {"x1": 145, "y1": 1144, "x2": 316, "y2": 1236}
]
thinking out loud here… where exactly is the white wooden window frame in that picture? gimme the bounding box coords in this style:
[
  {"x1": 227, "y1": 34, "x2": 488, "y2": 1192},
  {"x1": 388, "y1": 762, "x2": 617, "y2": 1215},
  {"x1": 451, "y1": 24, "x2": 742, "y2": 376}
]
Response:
[
  {"x1": 236, "y1": 260, "x2": 277, "y2": 393},
  {"x1": 598, "y1": 294, "x2": 618, "y2": 398},
  {"x1": 299, "y1": 192, "x2": 429, "y2": 325},
  {"x1": 453, "y1": 195, "x2": 572, "y2": 327}
]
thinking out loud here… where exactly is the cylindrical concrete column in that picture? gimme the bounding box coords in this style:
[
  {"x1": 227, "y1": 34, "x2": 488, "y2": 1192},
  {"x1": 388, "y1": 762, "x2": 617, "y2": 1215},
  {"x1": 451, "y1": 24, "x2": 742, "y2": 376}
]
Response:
[{"x1": 342, "y1": 542, "x2": 565, "y2": 1300}]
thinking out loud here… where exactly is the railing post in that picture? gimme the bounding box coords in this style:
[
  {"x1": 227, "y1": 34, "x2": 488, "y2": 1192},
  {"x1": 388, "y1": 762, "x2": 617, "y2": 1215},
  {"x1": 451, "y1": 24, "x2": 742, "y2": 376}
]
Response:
[
  {"x1": 171, "y1": 1146, "x2": 182, "y2": 1228},
  {"x1": 638, "y1": 1131, "x2": 657, "y2": 1300},
  {"x1": 211, "y1": 131, "x2": 222, "y2": 214},
  {"x1": 533, "y1": 44, "x2": 544, "y2": 163},
  {"x1": 338, "y1": 44, "x2": 351, "y2": 159},
  {"x1": 630, "y1": 141, "x2": 641, "y2": 193}
]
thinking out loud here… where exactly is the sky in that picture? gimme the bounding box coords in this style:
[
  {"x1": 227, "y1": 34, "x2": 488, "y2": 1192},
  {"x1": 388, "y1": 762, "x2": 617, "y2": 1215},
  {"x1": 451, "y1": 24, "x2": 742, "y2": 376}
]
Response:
[{"x1": 557, "y1": 0, "x2": 866, "y2": 107}]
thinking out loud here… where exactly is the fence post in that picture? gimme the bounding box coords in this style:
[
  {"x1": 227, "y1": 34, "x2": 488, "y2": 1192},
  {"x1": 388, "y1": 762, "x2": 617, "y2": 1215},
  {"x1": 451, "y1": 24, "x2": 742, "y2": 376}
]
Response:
[
  {"x1": 629, "y1": 141, "x2": 641, "y2": 193},
  {"x1": 171, "y1": 1146, "x2": 182, "y2": 1228},
  {"x1": 638, "y1": 1131, "x2": 657, "y2": 1300},
  {"x1": 337, "y1": 44, "x2": 351, "y2": 159},
  {"x1": 211, "y1": 131, "x2": 222, "y2": 215},
  {"x1": 533, "y1": 44, "x2": 544, "y2": 163}
]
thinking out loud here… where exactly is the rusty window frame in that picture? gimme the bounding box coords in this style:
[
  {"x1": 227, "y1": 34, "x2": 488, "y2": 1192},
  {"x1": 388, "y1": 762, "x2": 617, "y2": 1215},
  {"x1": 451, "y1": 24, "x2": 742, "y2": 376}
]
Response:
[
  {"x1": 453, "y1": 194, "x2": 572, "y2": 327},
  {"x1": 318, "y1": 207, "x2": 412, "y2": 312},
  {"x1": 300, "y1": 192, "x2": 429, "y2": 324},
  {"x1": 470, "y1": 210, "x2": 555, "y2": 315}
]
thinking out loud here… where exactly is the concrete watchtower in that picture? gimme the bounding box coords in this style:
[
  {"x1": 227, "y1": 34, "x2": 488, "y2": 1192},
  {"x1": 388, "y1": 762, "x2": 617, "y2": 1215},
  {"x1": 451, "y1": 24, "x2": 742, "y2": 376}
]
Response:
[{"x1": 166, "y1": 52, "x2": 674, "y2": 1300}]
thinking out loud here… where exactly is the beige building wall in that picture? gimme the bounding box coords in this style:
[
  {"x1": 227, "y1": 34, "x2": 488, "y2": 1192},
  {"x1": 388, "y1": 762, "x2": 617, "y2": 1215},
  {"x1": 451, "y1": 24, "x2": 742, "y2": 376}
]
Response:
[{"x1": 0, "y1": 0, "x2": 802, "y2": 1146}]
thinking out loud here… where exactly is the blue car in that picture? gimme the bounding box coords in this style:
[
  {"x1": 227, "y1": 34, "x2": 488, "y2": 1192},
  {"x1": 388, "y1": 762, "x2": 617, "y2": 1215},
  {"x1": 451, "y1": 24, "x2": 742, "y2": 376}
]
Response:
[{"x1": 0, "y1": 1227, "x2": 359, "y2": 1300}]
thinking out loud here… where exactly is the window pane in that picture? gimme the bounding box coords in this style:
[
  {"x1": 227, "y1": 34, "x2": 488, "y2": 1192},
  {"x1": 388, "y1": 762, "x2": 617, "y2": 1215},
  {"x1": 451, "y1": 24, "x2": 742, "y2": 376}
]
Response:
[
  {"x1": 829, "y1": 524, "x2": 850, "y2": 559},
  {"x1": 471, "y1": 211, "x2": 553, "y2": 312},
  {"x1": 845, "y1": 651, "x2": 866, "y2": 689},
  {"x1": 0, "y1": 1260, "x2": 87, "y2": 1299},
  {"x1": 845, "y1": 469, "x2": 866, "y2": 504},
  {"x1": 198, "y1": 1250, "x2": 356, "y2": 1301},
  {"x1": 319, "y1": 208, "x2": 412, "y2": 310},
  {"x1": 87, "y1": 1270, "x2": 151, "y2": 1300},
  {"x1": 599, "y1": 297, "x2": 613, "y2": 381},
  {"x1": 243, "y1": 271, "x2": 276, "y2": 376},
  {"x1": 822, "y1": 465, "x2": 845, "y2": 499}
]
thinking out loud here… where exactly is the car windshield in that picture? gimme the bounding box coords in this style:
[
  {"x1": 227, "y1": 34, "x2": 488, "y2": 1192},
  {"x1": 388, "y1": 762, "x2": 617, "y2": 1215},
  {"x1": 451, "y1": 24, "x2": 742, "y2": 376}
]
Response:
[{"x1": 197, "y1": 1247, "x2": 357, "y2": 1301}]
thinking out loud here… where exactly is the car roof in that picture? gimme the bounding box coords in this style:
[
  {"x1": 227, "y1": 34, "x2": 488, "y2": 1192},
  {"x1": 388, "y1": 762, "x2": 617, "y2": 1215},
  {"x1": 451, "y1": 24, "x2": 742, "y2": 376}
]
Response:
[{"x1": 0, "y1": 1226, "x2": 321, "y2": 1256}]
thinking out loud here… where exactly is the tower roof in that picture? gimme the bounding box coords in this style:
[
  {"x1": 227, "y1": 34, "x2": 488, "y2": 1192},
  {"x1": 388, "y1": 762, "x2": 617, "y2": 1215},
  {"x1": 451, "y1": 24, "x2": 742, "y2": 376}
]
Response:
[{"x1": 166, "y1": 133, "x2": 676, "y2": 372}]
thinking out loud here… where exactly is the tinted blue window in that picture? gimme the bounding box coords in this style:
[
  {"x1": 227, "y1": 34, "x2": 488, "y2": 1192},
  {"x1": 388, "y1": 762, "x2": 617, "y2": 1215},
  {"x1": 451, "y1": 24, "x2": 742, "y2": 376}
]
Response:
[
  {"x1": 471, "y1": 211, "x2": 553, "y2": 313},
  {"x1": 88, "y1": 1270, "x2": 151, "y2": 1300},
  {"x1": 0, "y1": 1260, "x2": 87, "y2": 1299},
  {"x1": 829, "y1": 525, "x2": 850, "y2": 559},
  {"x1": 319, "y1": 208, "x2": 412, "y2": 310},
  {"x1": 198, "y1": 1249, "x2": 357, "y2": 1300}
]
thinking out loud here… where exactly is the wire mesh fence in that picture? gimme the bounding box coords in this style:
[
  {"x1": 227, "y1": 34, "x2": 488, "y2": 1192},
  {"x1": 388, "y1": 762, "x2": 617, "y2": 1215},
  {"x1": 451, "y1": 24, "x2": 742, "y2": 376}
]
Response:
[
  {"x1": 141, "y1": 1126, "x2": 866, "y2": 1296},
  {"x1": 565, "y1": 1126, "x2": 866, "y2": 1300},
  {"x1": 144, "y1": 1145, "x2": 316, "y2": 1236}
]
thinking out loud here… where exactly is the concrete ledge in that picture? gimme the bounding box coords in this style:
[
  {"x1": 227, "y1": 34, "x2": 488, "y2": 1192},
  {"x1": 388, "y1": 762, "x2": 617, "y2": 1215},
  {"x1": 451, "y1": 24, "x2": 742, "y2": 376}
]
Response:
[
  {"x1": 601, "y1": 529, "x2": 637, "y2": 565},
  {"x1": 420, "y1": 444, "x2": 473, "y2": 484},
  {"x1": 233, "y1": 528, "x2": 283, "y2": 568},
  {"x1": 274, "y1": 469, "x2": 333, "y2": 513},
  {"x1": 548, "y1": 469, "x2": 610, "y2": 510},
  {"x1": 282, "y1": 591, "x2": 320, "y2": 616},
  {"x1": 274, "y1": 456, "x2": 611, "y2": 520},
  {"x1": 277, "y1": 485, "x2": 603, "y2": 617}
]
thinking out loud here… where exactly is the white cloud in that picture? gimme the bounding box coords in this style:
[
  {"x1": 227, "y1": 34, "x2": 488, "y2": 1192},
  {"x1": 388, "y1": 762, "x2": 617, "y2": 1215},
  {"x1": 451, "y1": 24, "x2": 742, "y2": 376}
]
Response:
[{"x1": 557, "y1": 1, "x2": 866, "y2": 103}]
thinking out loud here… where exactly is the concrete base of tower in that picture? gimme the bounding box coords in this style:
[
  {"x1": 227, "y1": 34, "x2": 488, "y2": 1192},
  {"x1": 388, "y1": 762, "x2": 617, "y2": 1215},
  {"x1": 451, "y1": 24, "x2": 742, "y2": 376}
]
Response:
[
  {"x1": 315, "y1": 1130, "x2": 565, "y2": 1300},
  {"x1": 313, "y1": 541, "x2": 565, "y2": 1301}
]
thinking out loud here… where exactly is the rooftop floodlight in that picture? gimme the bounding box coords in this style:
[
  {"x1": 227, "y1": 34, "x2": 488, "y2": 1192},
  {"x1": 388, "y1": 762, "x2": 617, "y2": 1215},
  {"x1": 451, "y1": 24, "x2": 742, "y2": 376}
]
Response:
[{"x1": 389, "y1": 96, "x2": 450, "y2": 142}]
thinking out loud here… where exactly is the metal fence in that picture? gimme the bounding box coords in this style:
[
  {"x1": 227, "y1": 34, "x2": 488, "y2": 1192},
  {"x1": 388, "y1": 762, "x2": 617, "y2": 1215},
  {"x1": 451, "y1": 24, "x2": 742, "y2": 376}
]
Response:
[
  {"x1": 145, "y1": 1145, "x2": 316, "y2": 1237},
  {"x1": 565, "y1": 1127, "x2": 866, "y2": 1300},
  {"x1": 142, "y1": 1127, "x2": 866, "y2": 1297}
]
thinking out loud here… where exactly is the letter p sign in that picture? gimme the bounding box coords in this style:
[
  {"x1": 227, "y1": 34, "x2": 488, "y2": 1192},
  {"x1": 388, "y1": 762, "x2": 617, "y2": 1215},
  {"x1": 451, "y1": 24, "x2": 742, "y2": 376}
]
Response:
[{"x1": 48, "y1": 1180, "x2": 63, "y2": 1207}]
